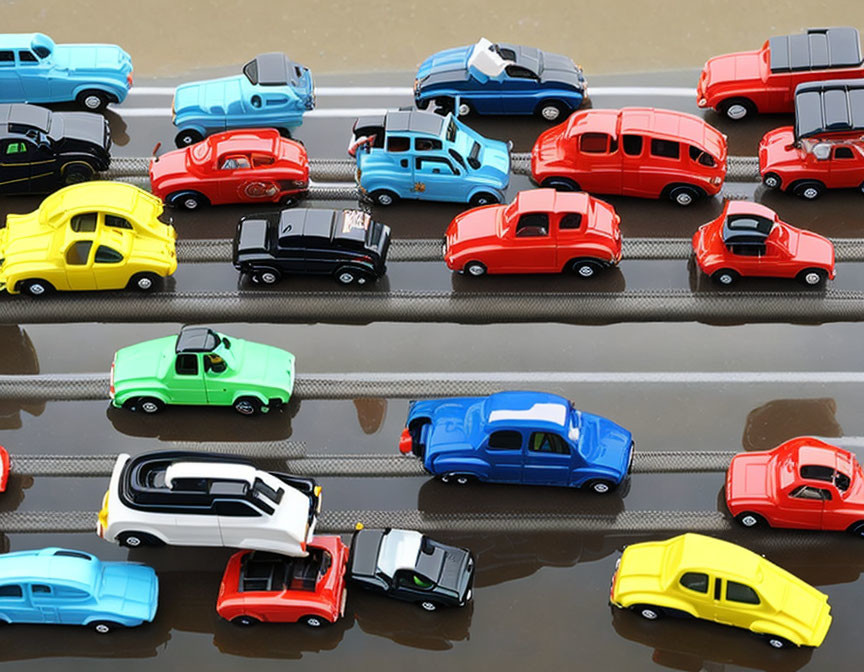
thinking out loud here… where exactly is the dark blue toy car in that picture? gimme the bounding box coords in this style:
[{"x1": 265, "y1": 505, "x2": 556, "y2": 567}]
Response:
[
  {"x1": 414, "y1": 38, "x2": 587, "y2": 122},
  {"x1": 398, "y1": 391, "x2": 633, "y2": 493}
]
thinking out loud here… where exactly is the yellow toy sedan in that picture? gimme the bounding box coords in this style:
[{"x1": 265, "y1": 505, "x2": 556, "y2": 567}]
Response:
[
  {"x1": 610, "y1": 533, "x2": 831, "y2": 649},
  {"x1": 0, "y1": 181, "x2": 177, "y2": 296}
]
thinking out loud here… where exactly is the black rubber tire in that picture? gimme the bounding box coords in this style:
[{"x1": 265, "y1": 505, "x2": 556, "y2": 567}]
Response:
[
  {"x1": 668, "y1": 185, "x2": 704, "y2": 207},
  {"x1": 175, "y1": 129, "x2": 204, "y2": 148},
  {"x1": 415, "y1": 98, "x2": 430, "y2": 110},
  {"x1": 334, "y1": 267, "x2": 364, "y2": 285},
  {"x1": 469, "y1": 192, "x2": 499, "y2": 207},
  {"x1": 278, "y1": 128, "x2": 292, "y2": 138},
  {"x1": 251, "y1": 268, "x2": 282, "y2": 285},
  {"x1": 118, "y1": 531, "x2": 164, "y2": 548},
  {"x1": 847, "y1": 521, "x2": 864, "y2": 538},
  {"x1": 859, "y1": 181, "x2": 864, "y2": 196},
  {"x1": 436, "y1": 97, "x2": 455, "y2": 115},
  {"x1": 584, "y1": 479, "x2": 616, "y2": 494},
  {"x1": 711, "y1": 269, "x2": 740, "y2": 287},
  {"x1": 169, "y1": 191, "x2": 209, "y2": 211},
  {"x1": 90, "y1": 620, "x2": 122, "y2": 634},
  {"x1": 231, "y1": 615, "x2": 260, "y2": 627},
  {"x1": 418, "y1": 600, "x2": 440, "y2": 612},
  {"x1": 20, "y1": 279, "x2": 54, "y2": 298},
  {"x1": 302, "y1": 615, "x2": 329, "y2": 628},
  {"x1": 763, "y1": 172, "x2": 782, "y2": 190},
  {"x1": 718, "y1": 97, "x2": 756, "y2": 121},
  {"x1": 792, "y1": 181, "x2": 825, "y2": 200},
  {"x1": 370, "y1": 189, "x2": 398, "y2": 207},
  {"x1": 464, "y1": 261, "x2": 487, "y2": 277},
  {"x1": 535, "y1": 99, "x2": 569, "y2": 122},
  {"x1": 440, "y1": 473, "x2": 475, "y2": 486},
  {"x1": 62, "y1": 163, "x2": 95, "y2": 185},
  {"x1": 797, "y1": 268, "x2": 828, "y2": 288},
  {"x1": 567, "y1": 259, "x2": 603, "y2": 278},
  {"x1": 735, "y1": 512, "x2": 767, "y2": 529},
  {"x1": 633, "y1": 604, "x2": 664, "y2": 621},
  {"x1": 128, "y1": 272, "x2": 162, "y2": 292},
  {"x1": 540, "y1": 177, "x2": 580, "y2": 192},
  {"x1": 76, "y1": 90, "x2": 111, "y2": 112},
  {"x1": 764, "y1": 635, "x2": 793, "y2": 649},
  {"x1": 138, "y1": 397, "x2": 165, "y2": 414},
  {"x1": 233, "y1": 396, "x2": 263, "y2": 416}
]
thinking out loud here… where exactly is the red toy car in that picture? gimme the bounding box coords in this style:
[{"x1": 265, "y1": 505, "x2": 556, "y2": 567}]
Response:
[
  {"x1": 216, "y1": 535, "x2": 349, "y2": 627},
  {"x1": 531, "y1": 107, "x2": 727, "y2": 206},
  {"x1": 444, "y1": 188, "x2": 621, "y2": 277},
  {"x1": 692, "y1": 200, "x2": 835, "y2": 287},
  {"x1": 149, "y1": 128, "x2": 309, "y2": 210},
  {"x1": 0, "y1": 446, "x2": 8, "y2": 492},
  {"x1": 697, "y1": 27, "x2": 864, "y2": 120},
  {"x1": 760, "y1": 79, "x2": 864, "y2": 200},
  {"x1": 726, "y1": 437, "x2": 864, "y2": 536}
]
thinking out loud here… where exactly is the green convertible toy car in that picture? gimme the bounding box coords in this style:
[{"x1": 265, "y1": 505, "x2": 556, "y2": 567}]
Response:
[{"x1": 110, "y1": 326, "x2": 295, "y2": 415}]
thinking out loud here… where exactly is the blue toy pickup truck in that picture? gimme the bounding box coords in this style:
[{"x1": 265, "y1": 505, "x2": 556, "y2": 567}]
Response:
[
  {"x1": 0, "y1": 33, "x2": 132, "y2": 111},
  {"x1": 172, "y1": 52, "x2": 315, "y2": 147},
  {"x1": 399, "y1": 391, "x2": 633, "y2": 493},
  {"x1": 349, "y1": 109, "x2": 510, "y2": 206},
  {"x1": 0, "y1": 547, "x2": 158, "y2": 632},
  {"x1": 415, "y1": 38, "x2": 587, "y2": 122}
]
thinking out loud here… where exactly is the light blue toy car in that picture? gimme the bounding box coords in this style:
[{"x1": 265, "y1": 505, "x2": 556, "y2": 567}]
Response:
[
  {"x1": 171, "y1": 52, "x2": 315, "y2": 147},
  {"x1": 349, "y1": 110, "x2": 511, "y2": 206},
  {"x1": 0, "y1": 547, "x2": 158, "y2": 633},
  {"x1": 0, "y1": 33, "x2": 133, "y2": 111}
]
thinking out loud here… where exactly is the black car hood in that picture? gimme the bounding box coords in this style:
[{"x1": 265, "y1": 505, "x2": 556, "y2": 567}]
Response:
[
  {"x1": 235, "y1": 217, "x2": 271, "y2": 256},
  {"x1": 49, "y1": 112, "x2": 110, "y2": 150},
  {"x1": 426, "y1": 544, "x2": 471, "y2": 593},
  {"x1": 538, "y1": 51, "x2": 584, "y2": 87},
  {"x1": 348, "y1": 529, "x2": 385, "y2": 579}
]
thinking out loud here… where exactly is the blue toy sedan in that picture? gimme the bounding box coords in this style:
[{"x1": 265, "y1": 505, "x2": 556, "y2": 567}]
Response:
[
  {"x1": 399, "y1": 391, "x2": 633, "y2": 493},
  {"x1": 415, "y1": 38, "x2": 587, "y2": 122},
  {"x1": 0, "y1": 33, "x2": 133, "y2": 111},
  {"x1": 172, "y1": 52, "x2": 315, "y2": 147},
  {"x1": 349, "y1": 109, "x2": 510, "y2": 206},
  {"x1": 0, "y1": 547, "x2": 158, "y2": 632}
]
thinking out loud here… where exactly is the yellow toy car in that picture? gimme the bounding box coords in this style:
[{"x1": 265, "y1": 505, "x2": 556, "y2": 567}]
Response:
[
  {"x1": 0, "y1": 181, "x2": 177, "y2": 296},
  {"x1": 609, "y1": 533, "x2": 831, "y2": 649}
]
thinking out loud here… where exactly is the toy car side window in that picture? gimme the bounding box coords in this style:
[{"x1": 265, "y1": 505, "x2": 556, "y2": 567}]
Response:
[
  {"x1": 70, "y1": 212, "x2": 98, "y2": 233},
  {"x1": 212, "y1": 500, "x2": 261, "y2": 517},
  {"x1": 220, "y1": 155, "x2": 251, "y2": 170},
  {"x1": 505, "y1": 65, "x2": 537, "y2": 79},
  {"x1": 528, "y1": 432, "x2": 570, "y2": 455},
  {"x1": 175, "y1": 354, "x2": 199, "y2": 376},
  {"x1": 729, "y1": 242, "x2": 765, "y2": 257},
  {"x1": 622, "y1": 135, "x2": 643, "y2": 156},
  {"x1": 94, "y1": 246, "x2": 123, "y2": 264},
  {"x1": 651, "y1": 139, "x2": 680, "y2": 160},
  {"x1": 3, "y1": 141, "x2": 27, "y2": 155},
  {"x1": 203, "y1": 353, "x2": 227, "y2": 373},
  {"x1": 17, "y1": 51, "x2": 37, "y2": 64},
  {"x1": 559, "y1": 213, "x2": 583, "y2": 230},
  {"x1": 416, "y1": 157, "x2": 457, "y2": 175},
  {"x1": 65, "y1": 241, "x2": 93, "y2": 265},
  {"x1": 516, "y1": 213, "x2": 549, "y2": 237},
  {"x1": 725, "y1": 580, "x2": 760, "y2": 605},
  {"x1": 688, "y1": 145, "x2": 716, "y2": 167},
  {"x1": 415, "y1": 138, "x2": 442, "y2": 152},
  {"x1": 31, "y1": 584, "x2": 52, "y2": 598},
  {"x1": 790, "y1": 485, "x2": 831, "y2": 500},
  {"x1": 679, "y1": 572, "x2": 709, "y2": 593},
  {"x1": 252, "y1": 153, "x2": 275, "y2": 167},
  {"x1": 833, "y1": 146, "x2": 855, "y2": 159},
  {"x1": 105, "y1": 215, "x2": 133, "y2": 230},
  {"x1": 0, "y1": 51, "x2": 13, "y2": 64},
  {"x1": 53, "y1": 586, "x2": 88, "y2": 599},
  {"x1": 0, "y1": 585, "x2": 23, "y2": 598},
  {"x1": 580, "y1": 133, "x2": 610, "y2": 154},
  {"x1": 387, "y1": 136, "x2": 410, "y2": 152},
  {"x1": 488, "y1": 430, "x2": 523, "y2": 450}
]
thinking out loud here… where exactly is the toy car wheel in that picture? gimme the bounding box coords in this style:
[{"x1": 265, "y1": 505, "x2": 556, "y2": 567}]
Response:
[
  {"x1": 62, "y1": 163, "x2": 95, "y2": 185},
  {"x1": 765, "y1": 635, "x2": 793, "y2": 649},
  {"x1": 435, "y1": 97, "x2": 455, "y2": 115},
  {"x1": 334, "y1": 267, "x2": 365, "y2": 285},
  {"x1": 792, "y1": 181, "x2": 825, "y2": 200},
  {"x1": 633, "y1": 604, "x2": 663, "y2": 620},
  {"x1": 128, "y1": 272, "x2": 162, "y2": 292},
  {"x1": 798, "y1": 268, "x2": 828, "y2": 287},
  {"x1": 231, "y1": 615, "x2": 260, "y2": 627},
  {"x1": 457, "y1": 101, "x2": 473, "y2": 117},
  {"x1": 76, "y1": 90, "x2": 110, "y2": 112},
  {"x1": 302, "y1": 615, "x2": 329, "y2": 628},
  {"x1": 415, "y1": 98, "x2": 430, "y2": 110},
  {"x1": 118, "y1": 531, "x2": 164, "y2": 547},
  {"x1": 568, "y1": 260, "x2": 602, "y2": 278},
  {"x1": 252, "y1": 269, "x2": 282, "y2": 285},
  {"x1": 718, "y1": 97, "x2": 756, "y2": 121},
  {"x1": 735, "y1": 512, "x2": 767, "y2": 528},
  {"x1": 464, "y1": 261, "x2": 487, "y2": 277},
  {"x1": 668, "y1": 185, "x2": 703, "y2": 207},
  {"x1": 418, "y1": 600, "x2": 440, "y2": 612},
  {"x1": 20, "y1": 279, "x2": 54, "y2": 298},
  {"x1": 90, "y1": 620, "x2": 122, "y2": 634},
  {"x1": 138, "y1": 397, "x2": 165, "y2": 414},
  {"x1": 175, "y1": 129, "x2": 204, "y2": 148},
  {"x1": 860, "y1": 181, "x2": 864, "y2": 195},
  {"x1": 536, "y1": 100, "x2": 568, "y2": 122},
  {"x1": 585, "y1": 479, "x2": 616, "y2": 494},
  {"x1": 370, "y1": 190, "x2": 399, "y2": 207},
  {"x1": 234, "y1": 396, "x2": 263, "y2": 416},
  {"x1": 847, "y1": 521, "x2": 864, "y2": 537},
  {"x1": 711, "y1": 269, "x2": 739, "y2": 286},
  {"x1": 169, "y1": 191, "x2": 209, "y2": 211},
  {"x1": 469, "y1": 192, "x2": 499, "y2": 207},
  {"x1": 540, "y1": 177, "x2": 580, "y2": 192},
  {"x1": 440, "y1": 473, "x2": 474, "y2": 486},
  {"x1": 762, "y1": 172, "x2": 782, "y2": 190}
]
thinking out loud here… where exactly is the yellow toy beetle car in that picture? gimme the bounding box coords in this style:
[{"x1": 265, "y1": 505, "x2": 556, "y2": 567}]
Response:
[
  {"x1": 609, "y1": 533, "x2": 831, "y2": 649},
  {"x1": 0, "y1": 181, "x2": 177, "y2": 297}
]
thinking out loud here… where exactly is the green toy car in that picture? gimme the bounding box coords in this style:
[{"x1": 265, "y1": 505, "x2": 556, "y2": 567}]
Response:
[{"x1": 110, "y1": 326, "x2": 295, "y2": 416}]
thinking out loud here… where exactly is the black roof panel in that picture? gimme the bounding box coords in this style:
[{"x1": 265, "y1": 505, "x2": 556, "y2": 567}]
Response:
[
  {"x1": 385, "y1": 110, "x2": 445, "y2": 136},
  {"x1": 175, "y1": 326, "x2": 220, "y2": 353},
  {"x1": 0, "y1": 103, "x2": 51, "y2": 132},
  {"x1": 794, "y1": 79, "x2": 864, "y2": 139},
  {"x1": 278, "y1": 208, "x2": 336, "y2": 242},
  {"x1": 722, "y1": 215, "x2": 773, "y2": 244},
  {"x1": 243, "y1": 52, "x2": 300, "y2": 86},
  {"x1": 770, "y1": 27, "x2": 862, "y2": 73}
]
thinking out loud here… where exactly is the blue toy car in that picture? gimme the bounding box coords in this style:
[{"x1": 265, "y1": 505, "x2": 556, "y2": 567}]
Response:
[
  {"x1": 0, "y1": 33, "x2": 132, "y2": 111},
  {"x1": 171, "y1": 52, "x2": 315, "y2": 147},
  {"x1": 349, "y1": 109, "x2": 510, "y2": 206},
  {"x1": 399, "y1": 391, "x2": 633, "y2": 493},
  {"x1": 415, "y1": 38, "x2": 587, "y2": 122},
  {"x1": 0, "y1": 547, "x2": 158, "y2": 632}
]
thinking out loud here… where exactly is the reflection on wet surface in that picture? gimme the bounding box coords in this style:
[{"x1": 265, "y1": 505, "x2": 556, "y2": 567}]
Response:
[{"x1": 742, "y1": 399, "x2": 844, "y2": 452}]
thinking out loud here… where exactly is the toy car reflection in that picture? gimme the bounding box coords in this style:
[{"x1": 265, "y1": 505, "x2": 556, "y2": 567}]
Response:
[
  {"x1": 692, "y1": 200, "x2": 835, "y2": 287},
  {"x1": 610, "y1": 533, "x2": 832, "y2": 649},
  {"x1": 0, "y1": 104, "x2": 111, "y2": 194},
  {"x1": 171, "y1": 52, "x2": 315, "y2": 147},
  {"x1": 0, "y1": 547, "x2": 157, "y2": 633},
  {"x1": 444, "y1": 188, "x2": 621, "y2": 277},
  {"x1": 726, "y1": 436, "x2": 864, "y2": 535},
  {"x1": 399, "y1": 391, "x2": 633, "y2": 493},
  {"x1": 760, "y1": 79, "x2": 864, "y2": 199},
  {"x1": 109, "y1": 326, "x2": 295, "y2": 415},
  {"x1": 0, "y1": 445, "x2": 8, "y2": 492},
  {"x1": 415, "y1": 37, "x2": 586, "y2": 121},
  {"x1": 150, "y1": 128, "x2": 308, "y2": 210},
  {"x1": 697, "y1": 27, "x2": 864, "y2": 120},
  {"x1": 531, "y1": 107, "x2": 727, "y2": 205},
  {"x1": 348, "y1": 527, "x2": 474, "y2": 611},
  {"x1": 217, "y1": 536, "x2": 349, "y2": 627},
  {"x1": 97, "y1": 450, "x2": 321, "y2": 556},
  {"x1": 0, "y1": 181, "x2": 177, "y2": 297}
]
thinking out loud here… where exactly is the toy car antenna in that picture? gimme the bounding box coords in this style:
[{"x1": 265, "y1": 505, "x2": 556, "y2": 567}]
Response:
[{"x1": 152, "y1": 142, "x2": 162, "y2": 161}]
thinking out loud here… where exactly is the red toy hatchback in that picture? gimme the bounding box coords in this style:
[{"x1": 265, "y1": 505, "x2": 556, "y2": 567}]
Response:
[
  {"x1": 149, "y1": 128, "x2": 309, "y2": 210},
  {"x1": 444, "y1": 188, "x2": 621, "y2": 277},
  {"x1": 531, "y1": 107, "x2": 727, "y2": 206},
  {"x1": 216, "y1": 535, "x2": 349, "y2": 627},
  {"x1": 726, "y1": 437, "x2": 864, "y2": 536},
  {"x1": 692, "y1": 200, "x2": 835, "y2": 287},
  {"x1": 697, "y1": 27, "x2": 864, "y2": 120}
]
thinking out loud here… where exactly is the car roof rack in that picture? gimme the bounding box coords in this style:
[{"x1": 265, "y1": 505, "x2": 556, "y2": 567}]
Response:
[
  {"x1": 794, "y1": 78, "x2": 864, "y2": 140},
  {"x1": 769, "y1": 27, "x2": 862, "y2": 73}
]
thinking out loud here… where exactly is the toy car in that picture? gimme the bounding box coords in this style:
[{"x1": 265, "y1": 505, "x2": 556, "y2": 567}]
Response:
[
  {"x1": 760, "y1": 79, "x2": 864, "y2": 199},
  {"x1": 0, "y1": 445, "x2": 8, "y2": 492},
  {"x1": 610, "y1": 533, "x2": 832, "y2": 649},
  {"x1": 692, "y1": 200, "x2": 835, "y2": 287},
  {"x1": 444, "y1": 188, "x2": 621, "y2": 277},
  {"x1": 0, "y1": 181, "x2": 177, "y2": 297},
  {"x1": 399, "y1": 391, "x2": 634, "y2": 493},
  {"x1": 97, "y1": 450, "x2": 322, "y2": 556},
  {"x1": 349, "y1": 109, "x2": 510, "y2": 206},
  {"x1": 233, "y1": 207, "x2": 390, "y2": 285},
  {"x1": 415, "y1": 37, "x2": 587, "y2": 122},
  {"x1": 149, "y1": 128, "x2": 308, "y2": 210},
  {"x1": 697, "y1": 27, "x2": 864, "y2": 120},
  {"x1": 217, "y1": 536, "x2": 349, "y2": 627},
  {"x1": 726, "y1": 436, "x2": 864, "y2": 535},
  {"x1": 171, "y1": 53, "x2": 315, "y2": 147},
  {"x1": 0, "y1": 547, "x2": 157, "y2": 633},
  {"x1": 0, "y1": 103, "x2": 111, "y2": 194},
  {"x1": 531, "y1": 107, "x2": 727, "y2": 205},
  {"x1": 0, "y1": 33, "x2": 133, "y2": 111},
  {"x1": 109, "y1": 325, "x2": 295, "y2": 415},
  {"x1": 347, "y1": 527, "x2": 474, "y2": 611}
]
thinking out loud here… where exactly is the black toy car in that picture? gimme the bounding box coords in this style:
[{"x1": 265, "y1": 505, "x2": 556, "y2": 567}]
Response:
[
  {"x1": 347, "y1": 527, "x2": 475, "y2": 611},
  {"x1": 233, "y1": 207, "x2": 390, "y2": 286},
  {"x1": 0, "y1": 103, "x2": 110, "y2": 194}
]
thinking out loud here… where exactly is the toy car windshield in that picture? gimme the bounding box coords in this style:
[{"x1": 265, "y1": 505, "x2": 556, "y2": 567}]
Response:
[
  {"x1": 769, "y1": 27, "x2": 862, "y2": 73},
  {"x1": 175, "y1": 326, "x2": 222, "y2": 353},
  {"x1": 243, "y1": 53, "x2": 302, "y2": 87}
]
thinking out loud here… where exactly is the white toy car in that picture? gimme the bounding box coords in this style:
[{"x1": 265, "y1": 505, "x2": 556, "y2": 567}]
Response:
[{"x1": 97, "y1": 451, "x2": 321, "y2": 556}]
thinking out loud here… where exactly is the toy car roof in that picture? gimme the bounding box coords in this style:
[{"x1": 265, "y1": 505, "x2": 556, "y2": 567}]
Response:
[
  {"x1": 0, "y1": 33, "x2": 54, "y2": 51},
  {"x1": 0, "y1": 103, "x2": 51, "y2": 133},
  {"x1": 794, "y1": 79, "x2": 864, "y2": 140},
  {"x1": 278, "y1": 208, "x2": 336, "y2": 241},
  {"x1": 484, "y1": 391, "x2": 571, "y2": 429},
  {"x1": 355, "y1": 110, "x2": 446, "y2": 138},
  {"x1": 721, "y1": 212, "x2": 774, "y2": 245},
  {"x1": 0, "y1": 547, "x2": 98, "y2": 589},
  {"x1": 769, "y1": 27, "x2": 862, "y2": 73},
  {"x1": 175, "y1": 326, "x2": 221, "y2": 353},
  {"x1": 511, "y1": 188, "x2": 591, "y2": 214},
  {"x1": 243, "y1": 52, "x2": 303, "y2": 87}
]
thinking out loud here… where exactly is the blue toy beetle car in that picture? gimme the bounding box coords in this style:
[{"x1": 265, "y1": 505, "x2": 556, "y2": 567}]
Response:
[
  {"x1": 0, "y1": 33, "x2": 133, "y2": 111},
  {"x1": 415, "y1": 38, "x2": 587, "y2": 122},
  {"x1": 172, "y1": 52, "x2": 315, "y2": 147},
  {"x1": 0, "y1": 547, "x2": 158, "y2": 632},
  {"x1": 349, "y1": 109, "x2": 510, "y2": 206},
  {"x1": 399, "y1": 391, "x2": 633, "y2": 493}
]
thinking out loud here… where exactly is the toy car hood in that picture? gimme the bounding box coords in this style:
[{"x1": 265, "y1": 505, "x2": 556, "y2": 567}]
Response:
[
  {"x1": 417, "y1": 44, "x2": 474, "y2": 82},
  {"x1": 52, "y1": 43, "x2": 132, "y2": 73},
  {"x1": 579, "y1": 411, "x2": 633, "y2": 474},
  {"x1": 112, "y1": 336, "x2": 175, "y2": 385},
  {"x1": 701, "y1": 50, "x2": 763, "y2": 91},
  {"x1": 792, "y1": 228, "x2": 835, "y2": 268},
  {"x1": 98, "y1": 561, "x2": 159, "y2": 623},
  {"x1": 726, "y1": 451, "x2": 775, "y2": 503},
  {"x1": 173, "y1": 77, "x2": 245, "y2": 117},
  {"x1": 48, "y1": 111, "x2": 110, "y2": 149}
]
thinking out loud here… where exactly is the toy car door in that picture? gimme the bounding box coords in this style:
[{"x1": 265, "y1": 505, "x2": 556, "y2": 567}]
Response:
[
  {"x1": 0, "y1": 584, "x2": 30, "y2": 623},
  {"x1": 215, "y1": 153, "x2": 254, "y2": 202},
  {"x1": 775, "y1": 484, "x2": 826, "y2": 528},
  {"x1": 215, "y1": 498, "x2": 267, "y2": 547},
  {"x1": 828, "y1": 145, "x2": 864, "y2": 188},
  {"x1": 575, "y1": 132, "x2": 622, "y2": 195},
  {"x1": 712, "y1": 578, "x2": 763, "y2": 629},
  {"x1": 16, "y1": 49, "x2": 50, "y2": 101},
  {"x1": 202, "y1": 353, "x2": 234, "y2": 405},
  {"x1": 554, "y1": 211, "x2": 588, "y2": 270},
  {"x1": 502, "y1": 212, "x2": 556, "y2": 272},
  {"x1": 63, "y1": 239, "x2": 97, "y2": 290},
  {"x1": 169, "y1": 353, "x2": 208, "y2": 404},
  {"x1": 0, "y1": 138, "x2": 35, "y2": 193},
  {"x1": 28, "y1": 584, "x2": 61, "y2": 623},
  {"x1": 483, "y1": 429, "x2": 525, "y2": 482},
  {"x1": 521, "y1": 431, "x2": 572, "y2": 485},
  {"x1": 676, "y1": 571, "x2": 713, "y2": 617},
  {"x1": 413, "y1": 155, "x2": 461, "y2": 201},
  {"x1": 724, "y1": 240, "x2": 765, "y2": 277},
  {"x1": 501, "y1": 65, "x2": 539, "y2": 114},
  {"x1": 391, "y1": 569, "x2": 437, "y2": 603},
  {"x1": 0, "y1": 50, "x2": 24, "y2": 101},
  {"x1": 467, "y1": 77, "x2": 504, "y2": 115}
]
